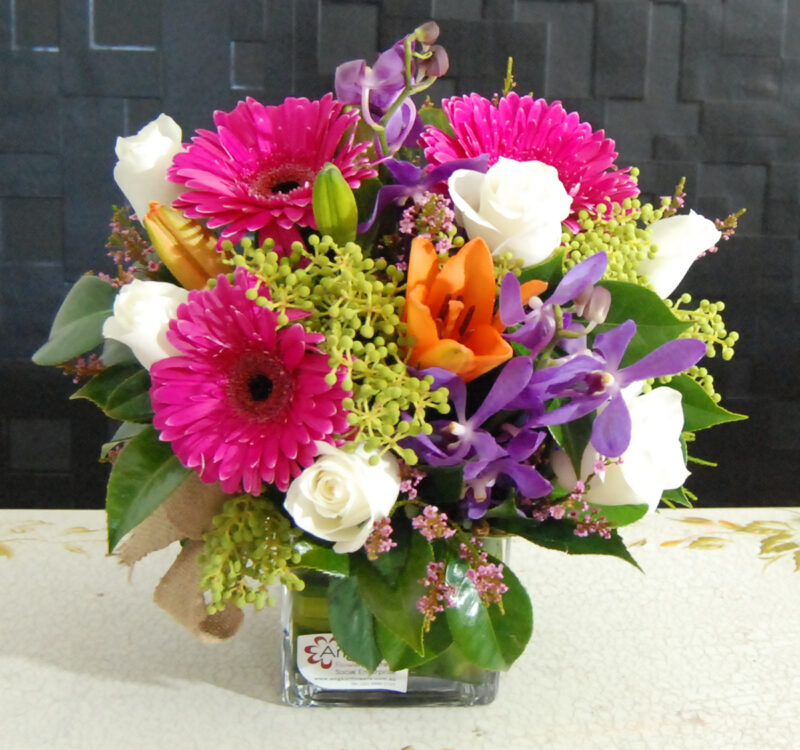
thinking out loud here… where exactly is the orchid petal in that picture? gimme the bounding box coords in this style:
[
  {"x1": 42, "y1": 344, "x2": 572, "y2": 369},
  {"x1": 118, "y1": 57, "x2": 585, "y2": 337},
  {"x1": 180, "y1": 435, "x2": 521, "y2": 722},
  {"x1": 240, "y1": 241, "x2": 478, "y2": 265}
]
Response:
[
  {"x1": 619, "y1": 337, "x2": 706, "y2": 384},
  {"x1": 592, "y1": 319, "x2": 636, "y2": 369},
  {"x1": 591, "y1": 392, "x2": 631, "y2": 457}
]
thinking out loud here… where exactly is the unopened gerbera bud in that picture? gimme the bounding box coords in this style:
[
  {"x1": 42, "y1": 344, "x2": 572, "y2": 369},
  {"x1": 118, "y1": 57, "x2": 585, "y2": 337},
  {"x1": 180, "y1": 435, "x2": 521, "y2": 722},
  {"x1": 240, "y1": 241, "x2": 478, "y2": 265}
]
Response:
[
  {"x1": 414, "y1": 21, "x2": 440, "y2": 45},
  {"x1": 143, "y1": 202, "x2": 230, "y2": 289}
]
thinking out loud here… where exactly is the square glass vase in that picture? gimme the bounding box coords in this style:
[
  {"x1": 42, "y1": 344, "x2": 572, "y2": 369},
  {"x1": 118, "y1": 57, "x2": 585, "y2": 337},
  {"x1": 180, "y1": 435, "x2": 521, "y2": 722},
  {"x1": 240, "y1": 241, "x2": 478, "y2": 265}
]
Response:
[{"x1": 280, "y1": 569, "x2": 500, "y2": 707}]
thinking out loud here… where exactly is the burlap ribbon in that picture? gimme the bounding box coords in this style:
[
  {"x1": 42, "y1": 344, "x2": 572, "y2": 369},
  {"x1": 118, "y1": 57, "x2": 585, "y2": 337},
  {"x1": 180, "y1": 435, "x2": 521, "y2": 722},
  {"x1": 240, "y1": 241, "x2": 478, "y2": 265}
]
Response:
[{"x1": 116, "y1": 473, "x2": 244, "y2": 641}]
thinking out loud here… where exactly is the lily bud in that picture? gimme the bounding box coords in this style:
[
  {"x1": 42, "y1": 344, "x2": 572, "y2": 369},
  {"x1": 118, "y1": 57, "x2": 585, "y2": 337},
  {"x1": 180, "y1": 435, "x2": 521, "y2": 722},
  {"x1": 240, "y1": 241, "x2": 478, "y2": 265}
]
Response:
[
  {"x1": 143, "y1": 202, "x2": 229, "y2": 290},
  {"x1": 312, "y1": 163, "x2": 358, "y2": 245}
]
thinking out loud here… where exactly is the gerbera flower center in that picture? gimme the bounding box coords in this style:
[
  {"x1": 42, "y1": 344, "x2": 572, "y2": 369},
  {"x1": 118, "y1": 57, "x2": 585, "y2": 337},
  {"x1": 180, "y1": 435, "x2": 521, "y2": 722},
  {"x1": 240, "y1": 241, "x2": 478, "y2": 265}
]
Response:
[
  {"x1": 227, "y1": 349, "x2": 294, "y2": 421},
  {"x1": 248, "y1": 163, "x2": 317, "y2": 201}
]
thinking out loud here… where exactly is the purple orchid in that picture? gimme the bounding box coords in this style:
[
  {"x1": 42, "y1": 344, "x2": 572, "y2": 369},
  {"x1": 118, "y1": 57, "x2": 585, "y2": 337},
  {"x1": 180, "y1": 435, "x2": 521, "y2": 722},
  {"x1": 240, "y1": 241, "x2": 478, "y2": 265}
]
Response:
[
  {"x1": 529, "y1": 320, "x2": 707, "y2": 457},
  {"x1": 358, "y1": 156, "x2": 489, "y2": 233},
  {"x1": 335, "y1": 41, "x2": 422, "y2": 155},
  {"x1": 499, "y1": 252, "x2": 608, "y2": 358},
  {"x1": 404, "y1": 358, "x2": 552, "y2": 517}
]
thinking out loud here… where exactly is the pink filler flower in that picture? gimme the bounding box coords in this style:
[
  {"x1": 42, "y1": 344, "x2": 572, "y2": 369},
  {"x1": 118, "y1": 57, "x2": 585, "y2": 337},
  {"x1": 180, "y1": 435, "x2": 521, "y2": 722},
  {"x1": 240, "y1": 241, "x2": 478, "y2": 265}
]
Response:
[
  {"x1": 420, "y1": 92, "x2": 639, "y2": 228},
  {"x1": 169, "y1": 95, "x2": 376, "y2": 250},
  {"x1": 150, "y1": 268, "x2": 349, "y2": 494}
]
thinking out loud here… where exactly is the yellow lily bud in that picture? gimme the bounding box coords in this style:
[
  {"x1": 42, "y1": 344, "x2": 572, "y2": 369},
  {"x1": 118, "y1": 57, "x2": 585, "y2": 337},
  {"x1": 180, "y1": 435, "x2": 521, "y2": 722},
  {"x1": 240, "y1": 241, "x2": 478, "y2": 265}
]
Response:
[{"x1": 143, "y1": 202, "x2": 230, "y2": 289}]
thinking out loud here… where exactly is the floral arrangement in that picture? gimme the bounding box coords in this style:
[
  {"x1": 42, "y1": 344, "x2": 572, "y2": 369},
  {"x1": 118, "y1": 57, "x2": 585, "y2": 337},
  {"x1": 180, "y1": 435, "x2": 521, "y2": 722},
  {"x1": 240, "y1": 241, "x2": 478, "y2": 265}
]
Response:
[{"x1": 34, "y1": 23, "x2": 745, "y2": 676}]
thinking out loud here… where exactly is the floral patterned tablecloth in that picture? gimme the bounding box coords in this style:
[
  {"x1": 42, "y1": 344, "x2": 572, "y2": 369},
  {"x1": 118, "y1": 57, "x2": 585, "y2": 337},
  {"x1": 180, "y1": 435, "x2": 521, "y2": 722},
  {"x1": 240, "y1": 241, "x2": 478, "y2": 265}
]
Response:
[{"x1": 1, "y1": 507, "x2": 797, "y2": 750}]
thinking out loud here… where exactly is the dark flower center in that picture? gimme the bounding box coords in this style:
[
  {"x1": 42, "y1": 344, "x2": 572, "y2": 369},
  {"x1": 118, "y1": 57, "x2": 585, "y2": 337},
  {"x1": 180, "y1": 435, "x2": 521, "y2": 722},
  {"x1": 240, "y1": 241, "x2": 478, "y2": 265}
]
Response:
[
  {"x1": 248, "y1": 163, "x2": 316, "y2": 202},
  {"x1": 227, "y1": 349, "x2": 294, "y2": 422},
  {"x1": 248, "y1": 373, "x2": 274, "y2": 401}
]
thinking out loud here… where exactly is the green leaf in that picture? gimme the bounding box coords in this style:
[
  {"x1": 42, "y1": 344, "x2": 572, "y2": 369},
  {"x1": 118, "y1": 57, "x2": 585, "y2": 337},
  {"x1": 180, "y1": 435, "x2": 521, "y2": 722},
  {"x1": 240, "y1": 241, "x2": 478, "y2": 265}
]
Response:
[
  {"x1": 105, "y1": 425, "x2": 191, "y2": 551},
  {"x1": 375, "y1": 615, "x2": 452, "y2": 671},
  {"x1": 445, "y1": 556, "x2": 532, "y2": 671},
  {"x1": 594, "y1": 281, "x2": 689, "y2": 365},
  {"x1": 495, "y1": 517, "x2": 641, "y2": 570},
  {"x1": 293, "y1": 539, "x2": 350, "y2": 576},
  {"x1": 32, "y1": 275, "x2": 117, "y2": 365},
  {"x1": 101, "y1": 338, "x2": 137, "y2": 366},
  {"x1": 661, "y1": 486, "x2": 692, "y2": 508},
  {"x1": 71, "y1": 364, "x2": 153, "y2": 422},
  {"x1": 100, "y1": 421, "x2": 147, "y2": 459},
  {"x1": 592, "y1": 503, "x2": 649, "y2": 528},
  {"x1": 418, "y1": 106, "x2": 453, "y2": 135},
  {"x1": 410, "y1": 641, "x2": 493, "y2": 683},
  {"x1": 354, "y1": 532, "x2": 432, "y2": 655},
  {"x1": 658, "y1": 375, "x2": 747, "y2": 432},
  {"x1": 548, "y1": 411, "x2": 594, "y2": 476},
  {"x1": 519, "y1": 246, "x2": 566, "y2": 290},
  {"x1": 416, "y1": 464, "x2": 464, "y2": 505},
  {"x1": 328, "y1": 576, "x2": 382, "y2": 672}
]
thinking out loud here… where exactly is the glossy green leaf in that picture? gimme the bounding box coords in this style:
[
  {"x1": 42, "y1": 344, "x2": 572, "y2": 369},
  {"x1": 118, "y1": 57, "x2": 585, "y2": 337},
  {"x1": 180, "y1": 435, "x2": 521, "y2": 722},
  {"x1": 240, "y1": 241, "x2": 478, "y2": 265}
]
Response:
[
  {"x1": 445, "y1": 556, "x2": 532, "y2": 671},
  {"x1": 410, "y1": 641, "x2": 492, "y2": 683},
  {"x1": 354, "y1": 532, "x2": 432, "y2": 655},
  {"x1": 416, "y1": 464, "x2": 464, "y2": 506},
  {"x1": 519, "y1": 246, "x2": 566, "y2": 290},
  {"x1": 32, "y1": 275, "x2": 117, "y2": 365},
  {"x1": 661, "y1": 486, "x2": 692, "y2": 508},
  {"x1": 101, "y1": 338, "x2": 137, "y2": 367},
  {"x1": 418, "y1": 106, "x2": 453, "y2": 135},
  {"x1": 592, "y1": 503, "x2": 649, "y2": 528},
  {"x1": 293, "y1": 539, "x2": 350, "y2": 576},
  {"x1": 659, "y1": 375, "x2": 747, "y2": 432},
  {"x1": 375, "y1": 614, "x2": 452, "y2": 671},
  {"x1": 100, "y1": 421, "x2": 147, "y2": 459},
  {"x1": 595, "y1": 281, "x2": 689, "y2": 365},
  {"x1": 328, "y1": 576, "x2": 382, "y2": 672},
  {"x1": 71, "y1": 364, "x2": 153, "y2": 422},
  {"x1": 105, "y1": 426, "x2": 191, "y2": 552},
  {"x1": 495, "y1": 517, "x2": 641, "y2": 570},
  {"x1": 548, "y1": 411, "x2": 594, "y2": 476}
]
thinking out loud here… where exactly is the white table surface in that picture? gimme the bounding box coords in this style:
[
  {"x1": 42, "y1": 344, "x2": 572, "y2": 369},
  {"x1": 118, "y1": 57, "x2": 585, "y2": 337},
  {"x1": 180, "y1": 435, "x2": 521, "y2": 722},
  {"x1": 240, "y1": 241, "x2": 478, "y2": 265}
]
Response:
[{"x1": 1, "y1": 507, "x2": 798, "y2": 750}]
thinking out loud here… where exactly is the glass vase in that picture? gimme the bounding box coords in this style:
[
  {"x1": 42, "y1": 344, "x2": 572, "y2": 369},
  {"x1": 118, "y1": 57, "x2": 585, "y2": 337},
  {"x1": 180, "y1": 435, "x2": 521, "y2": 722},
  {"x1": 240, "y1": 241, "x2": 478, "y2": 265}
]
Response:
[{"x1": 280, "y1": 568, "x2": 501, "y2": 707}]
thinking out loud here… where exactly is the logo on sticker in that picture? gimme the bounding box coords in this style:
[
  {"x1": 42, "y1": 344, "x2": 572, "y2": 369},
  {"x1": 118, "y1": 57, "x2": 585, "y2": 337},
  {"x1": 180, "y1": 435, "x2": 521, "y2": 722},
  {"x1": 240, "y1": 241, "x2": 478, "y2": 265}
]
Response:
[{"x1": 303, "y1": 634, "x2": 340, "y2": 669}]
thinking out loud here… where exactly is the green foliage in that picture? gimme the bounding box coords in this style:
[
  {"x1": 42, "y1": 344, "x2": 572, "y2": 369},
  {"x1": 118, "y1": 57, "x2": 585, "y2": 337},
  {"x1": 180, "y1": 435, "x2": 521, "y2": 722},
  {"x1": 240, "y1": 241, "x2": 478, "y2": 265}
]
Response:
[
  {"x1": 595, "y1": 280, "x2": 689, "y2": 365},
  {"x1": 444, "y1": 555, "x2": 532, "y2": 671},
  {"x1": 293, "y1": 538, "x2": 350, "y2": 576},
  {"x1": 548, "y1": 411, "x2": 593, "y2": 477},
  {"x1": 519, "y1": 246, "x2": 566, "y2": 290},
  {"x1": 353, "y1": 532, "x2": 432, "y2": 655},
  {"x1": 592, "y1": 503, "x2": 649, "y2": 527},
  {"x1": 328, "y1": 577, "x2": 382, "y2": 672},
  {"x1": 494, "y1": 516, "x2": 642, "y2": 570},
  {"x1": 105, "y1": 426, "x2": 191, "y2": 551},
  {"x1": 71, "y1": 363, "x2": 153, "y2": 422},
  {"x1": 658, "y1": 375, "x2": 747, "y2": 431},
  {"x1": 32, "y1": 275, "x2": 116, "y2": 365}
]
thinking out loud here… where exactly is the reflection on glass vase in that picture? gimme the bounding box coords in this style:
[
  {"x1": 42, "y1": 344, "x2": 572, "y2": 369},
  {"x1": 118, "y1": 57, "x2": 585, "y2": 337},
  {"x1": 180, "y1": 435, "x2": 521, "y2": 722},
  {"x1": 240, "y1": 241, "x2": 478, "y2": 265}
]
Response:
[{"x1": 280, "y1": 565, "x2": 502, "y2": 707}]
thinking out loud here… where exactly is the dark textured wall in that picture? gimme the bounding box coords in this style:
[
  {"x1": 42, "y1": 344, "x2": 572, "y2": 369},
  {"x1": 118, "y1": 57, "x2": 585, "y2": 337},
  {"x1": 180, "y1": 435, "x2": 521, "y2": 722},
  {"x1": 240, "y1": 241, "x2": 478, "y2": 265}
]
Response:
[{"x1": 1, "y1": 0, "x2": 798, "y2": 508}]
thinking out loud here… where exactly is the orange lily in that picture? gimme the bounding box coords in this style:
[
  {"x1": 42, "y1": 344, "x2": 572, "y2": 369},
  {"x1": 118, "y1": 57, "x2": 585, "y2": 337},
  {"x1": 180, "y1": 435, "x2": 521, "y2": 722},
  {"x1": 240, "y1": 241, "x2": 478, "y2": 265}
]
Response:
[
  {"x1": 143, "y1": 202, "x2": 230, "y2": 290},
  {"x1": 405, "y1": 236, "x2": 531, "y2": 382}
]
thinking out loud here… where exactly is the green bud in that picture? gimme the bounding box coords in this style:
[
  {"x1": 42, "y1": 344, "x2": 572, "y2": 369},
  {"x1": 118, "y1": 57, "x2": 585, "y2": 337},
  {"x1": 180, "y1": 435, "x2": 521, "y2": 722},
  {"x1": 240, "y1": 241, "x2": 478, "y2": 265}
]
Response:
[{"x1": 312, "y1": 163, "x2": 358, "y2": 246}]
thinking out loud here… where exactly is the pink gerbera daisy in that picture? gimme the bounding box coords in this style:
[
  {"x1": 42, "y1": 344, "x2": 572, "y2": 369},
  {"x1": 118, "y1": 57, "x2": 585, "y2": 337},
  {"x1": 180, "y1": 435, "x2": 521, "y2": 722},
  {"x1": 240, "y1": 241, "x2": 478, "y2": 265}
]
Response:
[
  {"x1": 168, "y1": 94, "x2": 376, "y2": 250},
  {"x1": 150, "y1": 268, "x2": 349, "y2": 494},
  {"x1": 420, "y1": 92, "x2": 639, "y2": 225}
]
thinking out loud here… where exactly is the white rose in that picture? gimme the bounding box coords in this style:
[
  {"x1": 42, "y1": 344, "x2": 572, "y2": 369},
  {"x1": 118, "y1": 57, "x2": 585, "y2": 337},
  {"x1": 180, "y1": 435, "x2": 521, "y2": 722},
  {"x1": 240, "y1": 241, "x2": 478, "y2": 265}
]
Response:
[
  {"x1": 285, "y1": 443, "x2": 401, "y2": 553},
  {"x1": 552, "y1": 387, "x2": 689, "y2": 513},
  {"x1": 102, "y1": 279, "x2": 188, "y2": 370},
  {"x1": 113, "y1": 114, "x2": 184, "y2": 222},
  {"x1": 638, "y1": 210, "x2": 721, "y2": 298},
  {"x1": 448, "y1": 157, "x2": 572, "y2": 266}
]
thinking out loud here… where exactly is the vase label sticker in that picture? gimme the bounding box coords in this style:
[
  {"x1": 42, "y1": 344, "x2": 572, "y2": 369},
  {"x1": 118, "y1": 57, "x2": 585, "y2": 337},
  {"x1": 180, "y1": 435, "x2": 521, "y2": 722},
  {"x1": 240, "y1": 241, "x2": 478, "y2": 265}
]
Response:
[{"x1": 297, "y1": 633, "x2": 408, "y2": 692}]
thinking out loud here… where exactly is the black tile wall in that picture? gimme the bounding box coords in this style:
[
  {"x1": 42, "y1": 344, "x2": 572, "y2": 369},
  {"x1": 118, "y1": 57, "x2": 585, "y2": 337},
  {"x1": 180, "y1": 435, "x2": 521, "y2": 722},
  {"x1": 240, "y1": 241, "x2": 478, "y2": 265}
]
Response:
[{"x1": 0, "y1": 0, "x2": 797, "y2": 508}]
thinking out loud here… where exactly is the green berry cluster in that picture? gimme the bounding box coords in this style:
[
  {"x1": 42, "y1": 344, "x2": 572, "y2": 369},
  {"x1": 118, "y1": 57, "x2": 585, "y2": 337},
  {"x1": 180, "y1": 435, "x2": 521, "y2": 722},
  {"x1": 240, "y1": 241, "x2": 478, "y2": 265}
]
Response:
[
  {"x1": 225, "y1": 234, "x2": 451, "y2": 463},
  {"x1": 199, "y1": 494, "x2": 305, "y2": 613}
]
